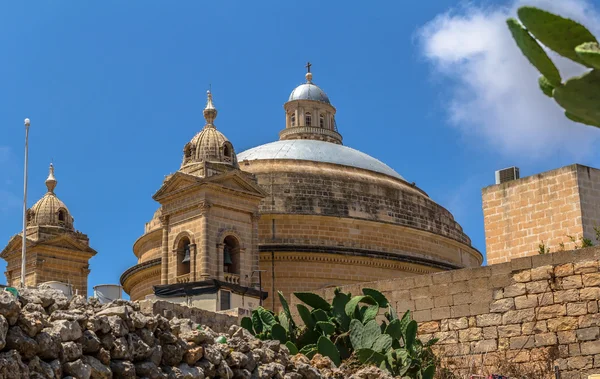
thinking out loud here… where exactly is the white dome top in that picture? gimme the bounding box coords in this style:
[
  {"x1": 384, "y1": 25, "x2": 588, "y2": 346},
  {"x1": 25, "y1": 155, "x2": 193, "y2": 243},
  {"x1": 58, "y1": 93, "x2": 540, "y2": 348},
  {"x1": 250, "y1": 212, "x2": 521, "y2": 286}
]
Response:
[
  {"x1": 237, "y1": 139, "x2": 404, "y2": 180},
  {"x1": 288, "y1": 83, "x2": 331, "y2": 104}
]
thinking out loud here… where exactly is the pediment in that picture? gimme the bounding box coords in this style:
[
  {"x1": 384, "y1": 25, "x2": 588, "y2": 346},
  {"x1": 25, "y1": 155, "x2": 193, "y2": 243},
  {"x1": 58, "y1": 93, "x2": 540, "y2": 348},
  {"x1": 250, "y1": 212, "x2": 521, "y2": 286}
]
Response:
[
  {"x1": 153, "y1": 172, "x2": 202, "y2": 201},
  {"x1": 41, "y1": 234, "x2": 96, "y2": 254},
  {"x1": 1, "y1": 233, "x2": 96, "y2": 258},
  {"x1": 206, "y1": 171, "x2": 267, "y2": 197}
]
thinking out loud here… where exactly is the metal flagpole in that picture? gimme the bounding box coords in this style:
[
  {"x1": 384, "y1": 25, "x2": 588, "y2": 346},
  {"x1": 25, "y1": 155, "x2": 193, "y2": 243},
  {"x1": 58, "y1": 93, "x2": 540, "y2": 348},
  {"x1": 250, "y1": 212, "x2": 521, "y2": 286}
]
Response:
[{"x1": 21, "y1": 118, "x2": 30, "y2": 288}]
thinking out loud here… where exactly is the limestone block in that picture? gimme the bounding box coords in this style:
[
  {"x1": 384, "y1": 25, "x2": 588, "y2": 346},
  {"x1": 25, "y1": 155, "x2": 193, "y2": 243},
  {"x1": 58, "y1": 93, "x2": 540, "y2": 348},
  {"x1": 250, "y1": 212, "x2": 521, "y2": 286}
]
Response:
[
  {"x1": 489, "y1": 298, "x2": 514, "y2": 313},
  {"x1": 576, "y1": 327, "x2": 600, "y2": 341},
  {"x1": 547, "y1": 317, "x2": 578, "y2": 332},
  {"x1": 514, "y1": 295, "x2": 538, "y2": 309}
]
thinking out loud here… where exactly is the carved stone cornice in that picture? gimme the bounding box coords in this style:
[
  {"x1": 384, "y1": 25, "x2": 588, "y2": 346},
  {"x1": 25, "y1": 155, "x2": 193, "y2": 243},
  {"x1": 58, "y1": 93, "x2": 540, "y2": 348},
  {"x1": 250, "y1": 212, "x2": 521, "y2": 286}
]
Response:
[
  {"x1": 159, "y1": 215, "x2": 169, "y2": 227},
  {"x1": 199, "y1": 201, "x2": 212, "y2": 216}
]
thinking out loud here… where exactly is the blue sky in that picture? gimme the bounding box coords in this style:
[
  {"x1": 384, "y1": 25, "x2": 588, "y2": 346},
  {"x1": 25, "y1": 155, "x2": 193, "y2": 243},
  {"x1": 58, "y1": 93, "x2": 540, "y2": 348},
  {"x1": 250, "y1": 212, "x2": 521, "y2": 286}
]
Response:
[{"x1": 1, "y1": 0, "x2": 600, "y2": 295}]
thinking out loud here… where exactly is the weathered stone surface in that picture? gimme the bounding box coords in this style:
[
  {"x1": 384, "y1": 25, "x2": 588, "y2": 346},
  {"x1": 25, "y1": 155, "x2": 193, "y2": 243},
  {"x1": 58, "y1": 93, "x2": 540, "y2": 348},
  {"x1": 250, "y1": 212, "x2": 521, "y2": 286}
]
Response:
[
  {"x1": 61, "y1": 341, "x2": 83, "y2": 362},
  {"x1": 63, "y1": 358, "x2": 92, "y2": 379},
  {"x1": 0, "y1": 315, "x2": 7, "y2": 350},
  {"x1": 458, "y1": 328, "x2": 482, "y2": 342},
  {"x1": 547, "y1": 317, "x2": 579, "y2": 332},
  {"x1": 534, "y1": 332, "x2": 557, "y2": 346},
  {"x1": 489, "y1": 298, "x2": 514, "y2": 313},
  {"x1": 82, "y1": 355, "x2": 111, "y2": 379},
  {"x1": 28, "y1": 356, "x2": 57, "y2": 378},
  {"x1": 47, "y1": 319, "x2": 82, "y2": 342},
  {"x1": 503, "y1": 283, "x2": 527, "y2": 297},
  {"x1": 81, "y1": 330, "x2": 101, "y2": 354},
  {"x1": 0, "y1": 292, "x2": 21, "y2": 325},
  {"x1": 475, "y1": 314, "x2": 501, "y2": 327},
  {"x1": 502, "y1": 309, "x2": 535, "y2": 324},
  {"x1": 537, "y1": 304, "x2": 566, "y2": 320},
  {"x1": 110, "y1": 360, "x2": 136, "y2": 379},
  {"x1": 576, "y1": 327, "x2": 600, "y2": 341},
  {"x1": 498, "y1": 325, "x2": 521, "y2": 338},
  {"x1": 6, "y1": 325, "x2": 38, "y2": 359},
  {"x1": 0, "y1": 350, "x2": 29, "y2": 378}
]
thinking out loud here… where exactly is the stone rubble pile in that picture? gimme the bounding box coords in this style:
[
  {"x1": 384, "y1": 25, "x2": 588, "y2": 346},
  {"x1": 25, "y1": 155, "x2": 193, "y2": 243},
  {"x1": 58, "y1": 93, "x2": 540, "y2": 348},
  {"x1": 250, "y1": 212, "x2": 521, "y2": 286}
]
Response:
[{"x1": 0, "y1": 288, "x2": 393, "y2": 379}]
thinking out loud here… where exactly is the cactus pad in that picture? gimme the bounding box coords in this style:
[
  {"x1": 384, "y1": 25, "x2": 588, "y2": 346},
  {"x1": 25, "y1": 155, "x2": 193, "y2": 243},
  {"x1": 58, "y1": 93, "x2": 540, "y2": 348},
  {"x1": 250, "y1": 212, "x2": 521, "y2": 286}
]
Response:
[
  {"x1": 576, "y1": 42, "x2": 600, "y2": 69},
  {"x1": 317, "y1": 336, "x2": 341, "y2": 366},
  {"x1": 553, "y1": 69, "x2": 600, "y2": 127},
  {"x1": 507, "y1": 18, "x2": 562, "y2": 86},
  {"x1": 538, "y1": 76, "x2": 555, "y2": 97},
  {"x1": 517, "y1": 6, "x2": 597, "y2": 67}
]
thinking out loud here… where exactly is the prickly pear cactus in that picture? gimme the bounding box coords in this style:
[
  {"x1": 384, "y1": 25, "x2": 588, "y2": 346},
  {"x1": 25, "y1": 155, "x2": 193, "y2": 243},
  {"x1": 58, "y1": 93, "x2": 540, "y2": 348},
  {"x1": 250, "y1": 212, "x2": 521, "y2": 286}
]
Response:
[{"x1": 507, "y1": 6, "x2": 600, "y2": 127}]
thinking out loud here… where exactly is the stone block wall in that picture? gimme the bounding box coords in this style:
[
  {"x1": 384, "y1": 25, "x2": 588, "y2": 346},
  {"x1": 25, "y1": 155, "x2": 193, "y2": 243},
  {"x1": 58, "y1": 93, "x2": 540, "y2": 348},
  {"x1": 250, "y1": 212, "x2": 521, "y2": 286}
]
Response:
[
  {"x1": 307, "y1": 247, "x2": 600, "y2": 379},
  {"x1": 138, "y1": 299, "x2": 240, "y2": 333},
  {"x1": 483, "y1": 164, "x2": 600, "y2": 265}
]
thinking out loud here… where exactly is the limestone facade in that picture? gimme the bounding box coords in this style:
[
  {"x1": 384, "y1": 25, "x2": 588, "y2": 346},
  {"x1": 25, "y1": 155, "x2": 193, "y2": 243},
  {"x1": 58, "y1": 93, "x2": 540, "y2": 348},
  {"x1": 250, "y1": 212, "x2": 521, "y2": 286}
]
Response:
[
  {"x1": 305, "y1": 246, "x2": 600, "y2": 379},
  {"x1": 1, "y1": 164, "x2": 96, "y2": 296},
  {"x1": 122, "y1": 68, "x2": 482, "y2": 310},
  {"x1": 483, "y1": 164, "x2": 600, "y2": 265}
]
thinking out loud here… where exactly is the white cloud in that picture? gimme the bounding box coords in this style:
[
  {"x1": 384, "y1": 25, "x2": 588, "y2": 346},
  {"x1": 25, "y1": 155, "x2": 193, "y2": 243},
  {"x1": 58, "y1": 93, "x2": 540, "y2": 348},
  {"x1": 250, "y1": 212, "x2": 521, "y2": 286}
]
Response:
[{"x1": 418, "y1": 0, "x2": 600, "y2": 159}]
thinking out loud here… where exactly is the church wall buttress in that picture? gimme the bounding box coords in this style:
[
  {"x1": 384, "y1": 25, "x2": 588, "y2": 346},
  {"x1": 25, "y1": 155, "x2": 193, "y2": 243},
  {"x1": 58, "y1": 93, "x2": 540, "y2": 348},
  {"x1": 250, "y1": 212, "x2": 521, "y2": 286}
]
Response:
[{"x1": 160, "y1": 216, "x2": 169, "y2": 285}]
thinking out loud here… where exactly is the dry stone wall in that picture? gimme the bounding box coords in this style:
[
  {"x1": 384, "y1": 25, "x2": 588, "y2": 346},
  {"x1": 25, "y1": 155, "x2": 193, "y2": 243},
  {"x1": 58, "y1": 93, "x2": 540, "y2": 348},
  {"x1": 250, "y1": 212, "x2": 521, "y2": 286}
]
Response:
[
  {"x1": 308, "y1": 247, "x2": 600, "y2": 379},
  {"x1": 0, "y1": 287, "x2": 382, "y2": 379}
]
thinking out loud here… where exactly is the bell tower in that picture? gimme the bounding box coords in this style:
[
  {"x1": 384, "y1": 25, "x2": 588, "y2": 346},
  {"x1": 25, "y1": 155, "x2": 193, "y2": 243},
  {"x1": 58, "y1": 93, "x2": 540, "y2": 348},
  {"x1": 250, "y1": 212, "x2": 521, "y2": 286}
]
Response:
[
  {"x1": 281, "y1": 64, "x2": 342, "y2": 144},
  {"x1": 0, "y1": 164, "x2": 97, "y2": 296},
  {"x1": 149, "y1": 91, "x2": 267, "y2": 311}
]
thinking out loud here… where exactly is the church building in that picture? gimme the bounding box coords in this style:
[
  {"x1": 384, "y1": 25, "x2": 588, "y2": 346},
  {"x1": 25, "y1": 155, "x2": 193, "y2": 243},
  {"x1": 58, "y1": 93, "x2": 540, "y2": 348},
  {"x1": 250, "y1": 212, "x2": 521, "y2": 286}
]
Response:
[
  {"x1": 1, "y1": 164, "x2": 97, "y2": 296},
  {"x1": 121, "y1": 67, "x2": 483, "y2": 311}
]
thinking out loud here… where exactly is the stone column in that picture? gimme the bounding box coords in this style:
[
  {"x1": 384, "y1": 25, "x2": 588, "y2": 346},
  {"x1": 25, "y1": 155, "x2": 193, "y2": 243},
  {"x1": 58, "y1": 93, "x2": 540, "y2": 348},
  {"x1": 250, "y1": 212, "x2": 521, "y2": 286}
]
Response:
[
  {"x1": 216, "y1": 243, "x2": 223, "y2": 281},
  {"x1": 189, "y1": 243, "x2": 197, "y2": 281},
  {"x1": 199, "y1": 201, "x2": 211, "y2": 280},
  {"x1": 251, "y1": 212, "x2": 261, "y2": 288},
  {"x1": 160, "y1": 215, "x2": 169, "y2": 285}
]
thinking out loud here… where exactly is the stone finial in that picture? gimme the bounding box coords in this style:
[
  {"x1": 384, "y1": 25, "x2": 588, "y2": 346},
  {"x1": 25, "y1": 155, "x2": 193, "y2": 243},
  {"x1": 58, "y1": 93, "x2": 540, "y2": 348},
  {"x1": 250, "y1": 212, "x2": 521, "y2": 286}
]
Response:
[
  {"x1": 46, "y1": 163, "x2": 57, "y2": 193},
  {"x1": 203, "y1": 90, "x2": 218, "y2": 128}
]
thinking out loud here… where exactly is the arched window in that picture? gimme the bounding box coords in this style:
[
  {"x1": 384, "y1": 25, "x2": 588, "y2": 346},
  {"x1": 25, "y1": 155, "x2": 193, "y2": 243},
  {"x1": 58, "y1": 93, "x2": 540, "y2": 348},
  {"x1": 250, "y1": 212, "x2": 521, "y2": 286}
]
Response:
[
  {"x1": 223, "y1": 144, "x2": 230, "y2": 158},
  {"x1": 176, "y1": 237, "x2": 191, "y2": 276},
  {"x1": 319, "y1": 114, "x2": 324, "y2": 128},
  {"x1": 223, "y1": 236, "x2": 240, "y2": 275},
  {"x1": 305, "y1": 112, "x2": 312, "y2": 126},
  {"x1": 58, "y1": 209, "x2": 66, "y2": 224},
  {"x1": 290, "y1": 113, "x2": 296, "y2": 127},
  {"x1": 184, "y1": 144, "x2": 192, "y2": 158}
]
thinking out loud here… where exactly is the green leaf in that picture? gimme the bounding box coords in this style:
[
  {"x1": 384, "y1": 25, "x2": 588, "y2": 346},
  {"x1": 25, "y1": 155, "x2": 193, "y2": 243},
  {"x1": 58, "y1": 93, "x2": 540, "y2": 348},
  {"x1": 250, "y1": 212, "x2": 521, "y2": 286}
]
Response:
[
  {"x1": 317, "y1": 336, "x2": 341, "y2": 366},
  {"x1": 576, "y1": 42, "x2": 600, "y2": 70},
  {"x1": 554, "y1": 70, "x2": 600, "y2": 127},
  {"x1": 425, "y1": 338, "x2": 439, "y2": 348},
  {"x1": 399, "y1": 310, "x2": 411, "y2": 336},
  {"x1": 271, "y1": 323, "x2": 288, "y2": 343},
  {"x1": 297, "y1": 304, "x2": 315, "y2": 329},
  {"x1": 387, "y1": 305, "x2": 398, "y2": 321},
  {"x1": 565, "y1": 110, "x2": 600, "y2": 127},
  {"x1": 298, "y1": 328, "x2": 321, "y2": 347},
  {"x1": 299, "y1": 343, "x2": 317, "y2": 359},
  {"x1": 372, "y1": 334, "x2": 393, "y2": 353},
  {"x1": 538, "y1": 75, "x2": 555, "y2": 97},
  {"x1": 294, "y1": 292, "x2": 331, "y2": 311},
  {"x1": 332, "y1": 291, "x2": 351, "y2": 331},
  {"x1": 385, "y1": 319, "x2": 402, "y2": 341},
  {"x1": 362, "y1": 304, "x2": 380, "y2": 324},
  {"x1": 278, "y1": 291, "x2": 295, "y2": 328},
  {"x1": 406, "y1": 320, "x2": 418, "y2": 350},
  {"x1": 362, "y1": 320, "x2": 381, "y2": 349},
  {"x1": 356, "y1": 349, "x2": 386, "y2": 365},
  {"x1": 278, "y1": 311, "x2": 290, "y2": 332},
  {"x1": 506, "y1": 18, "x2": 561, "y2": 86},
  {"x1": 422, "y1": 365, "x2": 436, "y2": 379},
  {"x1": 349, "y1": 319, "x2": 364, "y2": 350},
  {"x1": 517, "y1": 6, "x2": 598, "y2": 67},
  {"x1": 252, "y1": 311, "x2": 263, "y2": 334},
  {"x1": 257, "y1": 307, "x2": 277, "y2": 329},
  {"x1": 311, "y1": 309, "x2": 329, "y2": 322},
  {"x1": 345, "y1": 295, "x2": 377, "y2": 317},
  {"x1": 240, "y1": 317, "x2": 254, "y2": 335},
  {"x1": 362, "y1": 288, "x2": 389, "y2": 307},
  {"x1": 316, "y1": 321, "x2": 336, "y2": 336},
  {"x1": 285, "y1": 341, "x2": 299, "y2": 355}
]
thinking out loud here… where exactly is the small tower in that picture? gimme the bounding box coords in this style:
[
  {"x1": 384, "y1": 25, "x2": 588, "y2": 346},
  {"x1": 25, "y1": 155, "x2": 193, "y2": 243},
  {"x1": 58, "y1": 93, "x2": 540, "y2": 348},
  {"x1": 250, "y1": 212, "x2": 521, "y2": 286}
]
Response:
[
  {"x1": 0, "y1": 164, "x2": 97, "y2": 295},
  {"x1": 123, "y1": 90, "x2": 267, "y2": 310},
  {"x1": 281, "y1": 63, "x2": 342, "y2": 144},
  {"x1": 180, "y1": 90, "x2": 238, "y2": 177}
]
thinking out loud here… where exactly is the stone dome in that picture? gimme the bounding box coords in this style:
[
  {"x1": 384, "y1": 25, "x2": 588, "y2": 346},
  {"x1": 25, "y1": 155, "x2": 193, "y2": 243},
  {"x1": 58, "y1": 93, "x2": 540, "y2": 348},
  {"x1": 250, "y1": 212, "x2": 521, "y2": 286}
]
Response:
[
  {"x1": 27, "y1": 164, "x2": 74, "y2": 230},
  {"x1": 180, "y1": 91, "x2": 238, "y2": 170},
  {"x1": 288, "y1": 82, "x2": 330, "y2": 104},
  {"x1": 238, "y1": 139, "x2": 403, "y2": 180}
]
